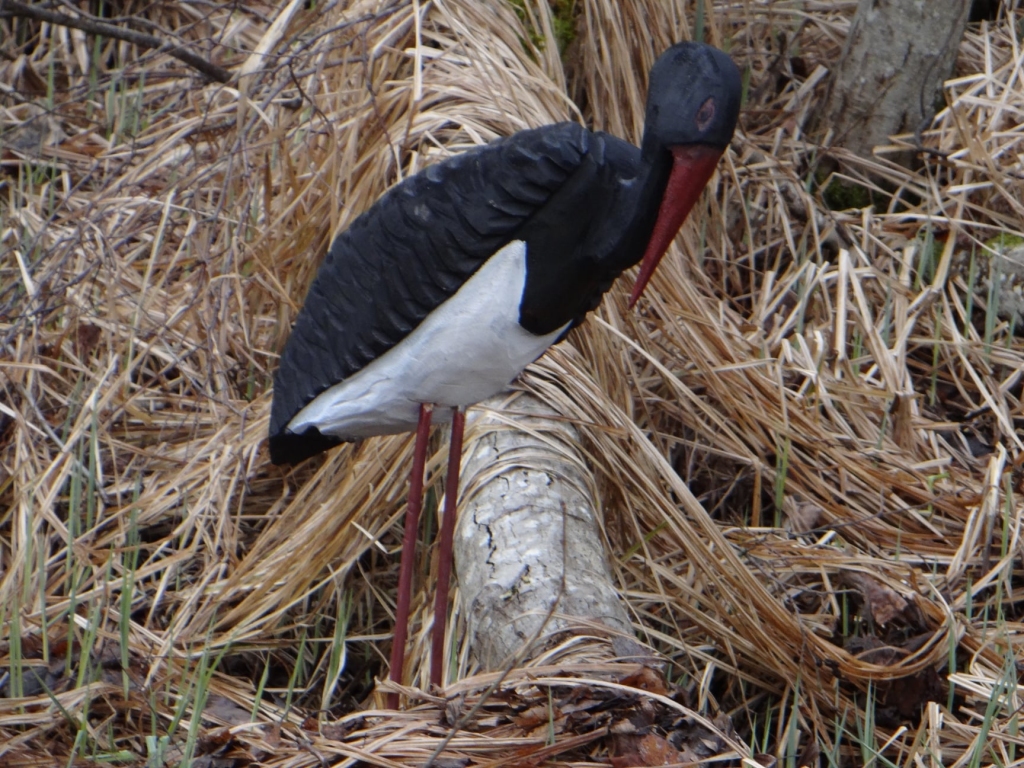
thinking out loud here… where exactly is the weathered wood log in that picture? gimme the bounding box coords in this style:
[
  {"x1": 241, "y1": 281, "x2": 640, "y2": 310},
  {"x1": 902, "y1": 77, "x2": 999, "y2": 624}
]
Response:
[{"x1": 452, "y1": 391, "x2": 639, "y2": 671}]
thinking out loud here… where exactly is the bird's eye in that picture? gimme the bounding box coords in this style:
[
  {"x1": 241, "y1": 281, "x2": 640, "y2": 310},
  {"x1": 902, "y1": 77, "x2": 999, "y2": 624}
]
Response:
[{"x1": 695, "y1": 97, "x2": 716, "y2": 131}]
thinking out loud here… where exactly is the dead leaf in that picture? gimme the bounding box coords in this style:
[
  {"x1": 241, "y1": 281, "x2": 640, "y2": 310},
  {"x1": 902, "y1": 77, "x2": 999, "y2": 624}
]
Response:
[
  {"x1": 796, "y1": 739, "x2": 820, "y2": 768},
  {"x1": 196, "y1": 727, "x2": 233, "y2": 753},
  {"x1": 612, "y1": 732, "x2": 693, "y2": 767},
  {"x1": 204, "y1": 695, "x2": 252, "y2": 726},
  {"x1": 76, "y1": 323, "x2": 102, "y2": 357},
  {"x1": 660, "y1": 714, "x2": 730, "y2": 763},
  {"x1": 611, "y1": 718, "x2": 639, "y2": 735},
  {"x1": 430, "y1": 760, "x2": 471, "y2": 768},
  {"x1": 514, "y1": 703, "x2": 559, "y2": 729},
  {"x1": 190, "y1": 758, "x2": 237, "y2": 768},
  {"x1": 845, "y1": 634, "x2": 903, "y2": 665},
  {"x1": 321, "y1": 717, "x2": 361, "y2": 741},
  {"x1": 264, "y1": 723, "x2": 281, "y2": 749},
  {"x1": 786, "y1": 501, "x2": 823, "y2": 532},
  {"x1": 886, "y1": 666, "x2": 943, "y2": 720},
  {"x1": 843, "y1": 572, "x2": 908, "y2": 625},
  {"x1": 640, "y1": 733, "x2": 687, "y2": 765},
  {"x1": 610, "y1": 697, "x2": 657, "y2": 736},
  {"x1": 891, "y1": 393, "x2": 918, "y2": 450},
  {"x1": 619, "y1": 666, "x2": 668, "y2": 695}
]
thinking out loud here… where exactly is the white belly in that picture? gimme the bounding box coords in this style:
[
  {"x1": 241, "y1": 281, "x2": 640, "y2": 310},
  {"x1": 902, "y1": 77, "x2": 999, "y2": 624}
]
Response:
[{"x1": 285, "y1": 240, "x2": 568, "y2": 440}]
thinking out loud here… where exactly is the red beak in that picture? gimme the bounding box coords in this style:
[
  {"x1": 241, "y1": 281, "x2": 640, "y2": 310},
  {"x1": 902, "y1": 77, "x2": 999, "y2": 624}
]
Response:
[{"x1": 628, "y1": 144, "x2": 725, "y2": 308}]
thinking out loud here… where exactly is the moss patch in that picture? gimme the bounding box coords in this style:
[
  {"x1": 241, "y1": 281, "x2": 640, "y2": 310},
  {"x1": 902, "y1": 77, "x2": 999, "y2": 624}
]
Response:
[
  {"x1": 820, "y1": 175, "x2": 873, "y2": 211},
  {"x1": 984, "y1": 232, "x2": 1024, "y2": 252},
  {"x1": 551, "y1": 0, "x2": 576, "y2": 54},
  {"x1": 509, "y1": 0, "x2": 577, "y2": 56}
]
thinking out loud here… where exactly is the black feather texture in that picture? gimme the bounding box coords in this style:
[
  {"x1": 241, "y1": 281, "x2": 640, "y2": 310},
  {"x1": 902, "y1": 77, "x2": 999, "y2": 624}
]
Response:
[
  {"x1": 270, "y1": 123, "x2": 597, "y2": 462},
  {"x1": 270, "y1": 42, "x2": 743, "y2": 465}
]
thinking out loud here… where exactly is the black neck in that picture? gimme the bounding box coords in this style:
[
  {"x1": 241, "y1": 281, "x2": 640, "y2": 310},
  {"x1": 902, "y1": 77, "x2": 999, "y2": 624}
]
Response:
[{"x1": 617, "y1": 142, "x2": 674, "y2": 269}]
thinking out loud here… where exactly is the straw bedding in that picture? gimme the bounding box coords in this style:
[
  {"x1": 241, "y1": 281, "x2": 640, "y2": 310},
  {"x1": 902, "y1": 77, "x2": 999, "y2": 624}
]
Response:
[{"x1": 1, "y1": 0, "x2": 1022, "y2": 764}]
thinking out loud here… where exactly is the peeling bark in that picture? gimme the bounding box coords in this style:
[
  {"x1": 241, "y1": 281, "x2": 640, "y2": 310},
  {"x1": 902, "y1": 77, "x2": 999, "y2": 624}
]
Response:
[
  {"x1": 820, "y1": 0, "x2": 968, "y2": 159},
  {"x1": 452, "y1": 391, "x2": 639, "y2": 671}
]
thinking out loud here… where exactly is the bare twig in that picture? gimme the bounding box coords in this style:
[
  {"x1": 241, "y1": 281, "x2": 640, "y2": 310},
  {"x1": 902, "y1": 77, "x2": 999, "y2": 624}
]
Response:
[{"x1": 0, "y1": 0, "x2": 232, "y2": 82}]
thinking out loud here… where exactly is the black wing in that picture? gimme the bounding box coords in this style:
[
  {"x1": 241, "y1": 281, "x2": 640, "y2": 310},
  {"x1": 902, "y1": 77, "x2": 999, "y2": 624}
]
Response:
[
  {"x1": 270, "y1": 122, "x2": 599, "y2": 461},
  {"x1": 516, "y1": 130, "x2": 643, "y2": 335}
]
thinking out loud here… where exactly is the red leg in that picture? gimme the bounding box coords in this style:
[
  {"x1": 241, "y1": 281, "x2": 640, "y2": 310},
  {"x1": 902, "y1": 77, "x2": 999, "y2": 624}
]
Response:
[
  {"x1": 430, "y1": 406, "x2": 465, "y2": 690},
  {"x1": 388, "y1": 403, "x2": 433, "y2": 710}
]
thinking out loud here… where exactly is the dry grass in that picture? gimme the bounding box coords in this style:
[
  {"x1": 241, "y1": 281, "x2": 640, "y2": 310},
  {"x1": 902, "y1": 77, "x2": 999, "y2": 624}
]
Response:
[{"x1": 2, "y1": 0, "x2": 1023, "y2": 765}]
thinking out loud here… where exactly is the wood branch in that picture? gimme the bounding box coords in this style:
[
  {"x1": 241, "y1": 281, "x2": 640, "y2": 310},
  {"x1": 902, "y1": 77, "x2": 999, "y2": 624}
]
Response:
[
  {"x1": 453, "y1": 391, "x2": 644, "y2": 671},
  {"x1": 0, "y1": 0, "x2": 232, "y2": 83},
  {"x1": 819, "y1": 0, "x2": 969, "y2": 160}
]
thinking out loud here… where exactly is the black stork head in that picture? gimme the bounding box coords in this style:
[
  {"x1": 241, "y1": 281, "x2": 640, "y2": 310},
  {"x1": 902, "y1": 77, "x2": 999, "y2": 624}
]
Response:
[{"x1": 630, "y1": 42, "x2": 741, "y2": 306}]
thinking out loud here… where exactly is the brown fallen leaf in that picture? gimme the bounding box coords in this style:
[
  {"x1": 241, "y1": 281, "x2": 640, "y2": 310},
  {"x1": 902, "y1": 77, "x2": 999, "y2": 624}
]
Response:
[
  {"x1": 619, "y1": 666, "x2": 669, "y2": 695},
  {"x1": 197, "y1": 727, "x2": 233, "y2": 752},
  {"x1": 888, "y1": 665, "x2": 943, "y2": 720},
  {"x1": 190, "y1": 758, "x2": 237, "y2": 768},
  {"x1": 204, "y1": 695, "x2": 253, "y2": 727},
  {"x1": 891, "y1": 393, "x2": 918, "y2": 451},
  {"x1": 610, "y1": 697, "x2": 658, "y2": 736},
  {"x1": 843, "y1": 571, "x2": 908, "y2": 626},
  {"x1": 845, "y1": 634, "x2": 903, "y2": 666},
  {"x1": 638, "y1": 733, "x2": 686, "y2": 766},
  {"x1": 76, "y1": 322, "x2": 102, "y2": 357},
  {"x1": 430, "y1": 759, "x2": 471, "y2": 768},
  {"x1": 666, "y1": 713, "x2": 730, "y2": 759},
  {"x1": 320, "y1": 717, "x2": 362, "y2": 741},
  {"x1": 514, "y1": 703, "x2": 560, "y2": 729},
  {"x1": 796, "y1": 739, "x2": 820, "y2": 768},
  {"x1": 612, "y1": 732, "x2": 694, "y2": 767},
  {"x1": 786, "y1": 501, "x2": 823, "y2": 533}
]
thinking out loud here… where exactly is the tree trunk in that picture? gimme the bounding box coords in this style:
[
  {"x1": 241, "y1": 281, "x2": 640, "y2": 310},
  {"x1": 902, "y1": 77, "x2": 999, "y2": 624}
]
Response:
[
  {"x1": 452, "y1": 391, "x2": 641, "y2": 671},
  {"x1": 821, "y1": 0, "x2": 969, "y2": 159}
]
